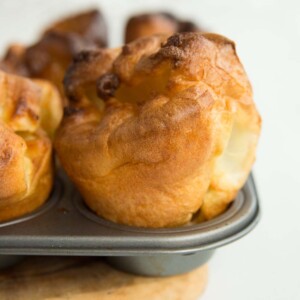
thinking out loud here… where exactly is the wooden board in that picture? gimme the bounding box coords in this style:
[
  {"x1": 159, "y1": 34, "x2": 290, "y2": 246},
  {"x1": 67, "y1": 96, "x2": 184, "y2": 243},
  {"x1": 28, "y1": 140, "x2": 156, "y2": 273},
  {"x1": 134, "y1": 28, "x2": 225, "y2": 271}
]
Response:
[{"x1": 0, "y1": 257, "x2": 208, "y2": 300}]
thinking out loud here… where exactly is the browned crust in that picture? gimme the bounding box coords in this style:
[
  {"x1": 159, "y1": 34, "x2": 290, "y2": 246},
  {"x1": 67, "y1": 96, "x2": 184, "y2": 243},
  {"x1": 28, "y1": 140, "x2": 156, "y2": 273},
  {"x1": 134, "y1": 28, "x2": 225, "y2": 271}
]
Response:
[
  {"x1": 64, "y1": 48, "x2": 121, "y2": 103},
  {"x1": 0, "y1": 127, "x2": 53, "y2": 221},
  {"x1": 56, "y1": 32, "x2": 261, "y2": 227},
  {"x1": 43, "y1": 9, "x2": 107, "y2": 47},
  {"x1": 125, "y1": 12, "x2": 200, "y2": 43},
  {"x1": 0, "y1": 70, "x2": 62, "y2": 221},
  {"x1": 0, "y1": 9, "x2": 107, "y2": 103}
]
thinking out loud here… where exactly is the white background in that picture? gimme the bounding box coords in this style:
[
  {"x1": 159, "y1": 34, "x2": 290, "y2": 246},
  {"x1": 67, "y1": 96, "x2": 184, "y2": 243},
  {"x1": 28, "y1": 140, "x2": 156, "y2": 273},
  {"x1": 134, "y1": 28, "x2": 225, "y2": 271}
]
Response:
[{"x1": 1, "y1": 0, "x2": 300, "y2": 299}]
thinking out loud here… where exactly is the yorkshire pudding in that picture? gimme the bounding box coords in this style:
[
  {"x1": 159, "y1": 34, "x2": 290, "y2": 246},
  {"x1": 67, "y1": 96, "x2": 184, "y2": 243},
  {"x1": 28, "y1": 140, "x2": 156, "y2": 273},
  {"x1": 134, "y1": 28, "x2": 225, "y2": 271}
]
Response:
[
  {"x1": 0, "y1": 9, "x2": 107, "y2": 102},
  {"x1": 55, "y1": 32, "x2": 261, "y2": 228},
  {"x1": 0, "y1": 70, "x2": 62, "y2": 221},
  {"x1": 125, "y1": 12, "x2": 199, "y2": 43}
]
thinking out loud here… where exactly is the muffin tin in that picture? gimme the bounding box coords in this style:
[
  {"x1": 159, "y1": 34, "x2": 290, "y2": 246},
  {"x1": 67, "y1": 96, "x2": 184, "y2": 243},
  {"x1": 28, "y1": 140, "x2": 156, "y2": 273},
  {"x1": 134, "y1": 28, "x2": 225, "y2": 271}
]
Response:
[{"x1": 0, "y1": 171, "x2": 260, "y2": 276}]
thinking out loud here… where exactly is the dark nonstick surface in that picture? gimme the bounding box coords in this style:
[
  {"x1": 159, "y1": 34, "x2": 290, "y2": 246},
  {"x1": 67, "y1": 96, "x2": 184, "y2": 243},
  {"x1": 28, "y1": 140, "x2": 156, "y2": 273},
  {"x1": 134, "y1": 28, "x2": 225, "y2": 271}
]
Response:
[{"x1": 0, "y1": 172, "x2": 260, "y2": 276}]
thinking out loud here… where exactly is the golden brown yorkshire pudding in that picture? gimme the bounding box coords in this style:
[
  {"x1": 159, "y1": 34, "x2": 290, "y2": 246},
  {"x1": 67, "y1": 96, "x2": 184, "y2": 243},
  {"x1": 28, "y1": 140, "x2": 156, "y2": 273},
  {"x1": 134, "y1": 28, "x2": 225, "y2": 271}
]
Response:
[
  {"x1": 0, "y1": 70, "x2": 63, "y2": 222},
  {"x1": 0, "y1": 9, "x2": 107, "y2": 102},
  {"x1": 55, "y1": 32, "x2": 261, "y2": 228},
  {"x1": 125, "y1": 12, "x2": 199, "y2": 43},
  {"x1": 43, "y1": 9, "x2": 107, "y2": 47}
]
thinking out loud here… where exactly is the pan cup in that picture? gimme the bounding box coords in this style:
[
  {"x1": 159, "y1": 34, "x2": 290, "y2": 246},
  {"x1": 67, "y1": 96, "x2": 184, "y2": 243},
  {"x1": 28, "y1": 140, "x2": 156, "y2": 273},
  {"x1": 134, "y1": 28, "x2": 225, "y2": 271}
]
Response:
[
  {"x1": 73, "y1": 174, "x2": 260, "y2": 276},
  {"x1": 0, "y1": 178, "x2": 62, "y2": 270}
]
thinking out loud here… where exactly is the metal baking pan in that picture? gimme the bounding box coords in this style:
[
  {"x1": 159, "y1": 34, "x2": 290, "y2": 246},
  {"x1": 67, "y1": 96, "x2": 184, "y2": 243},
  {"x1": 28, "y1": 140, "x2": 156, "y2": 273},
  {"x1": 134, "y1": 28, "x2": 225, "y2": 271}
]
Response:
[{"x1": 0, "y1": 171, "x2": 260, "y2": 276}]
